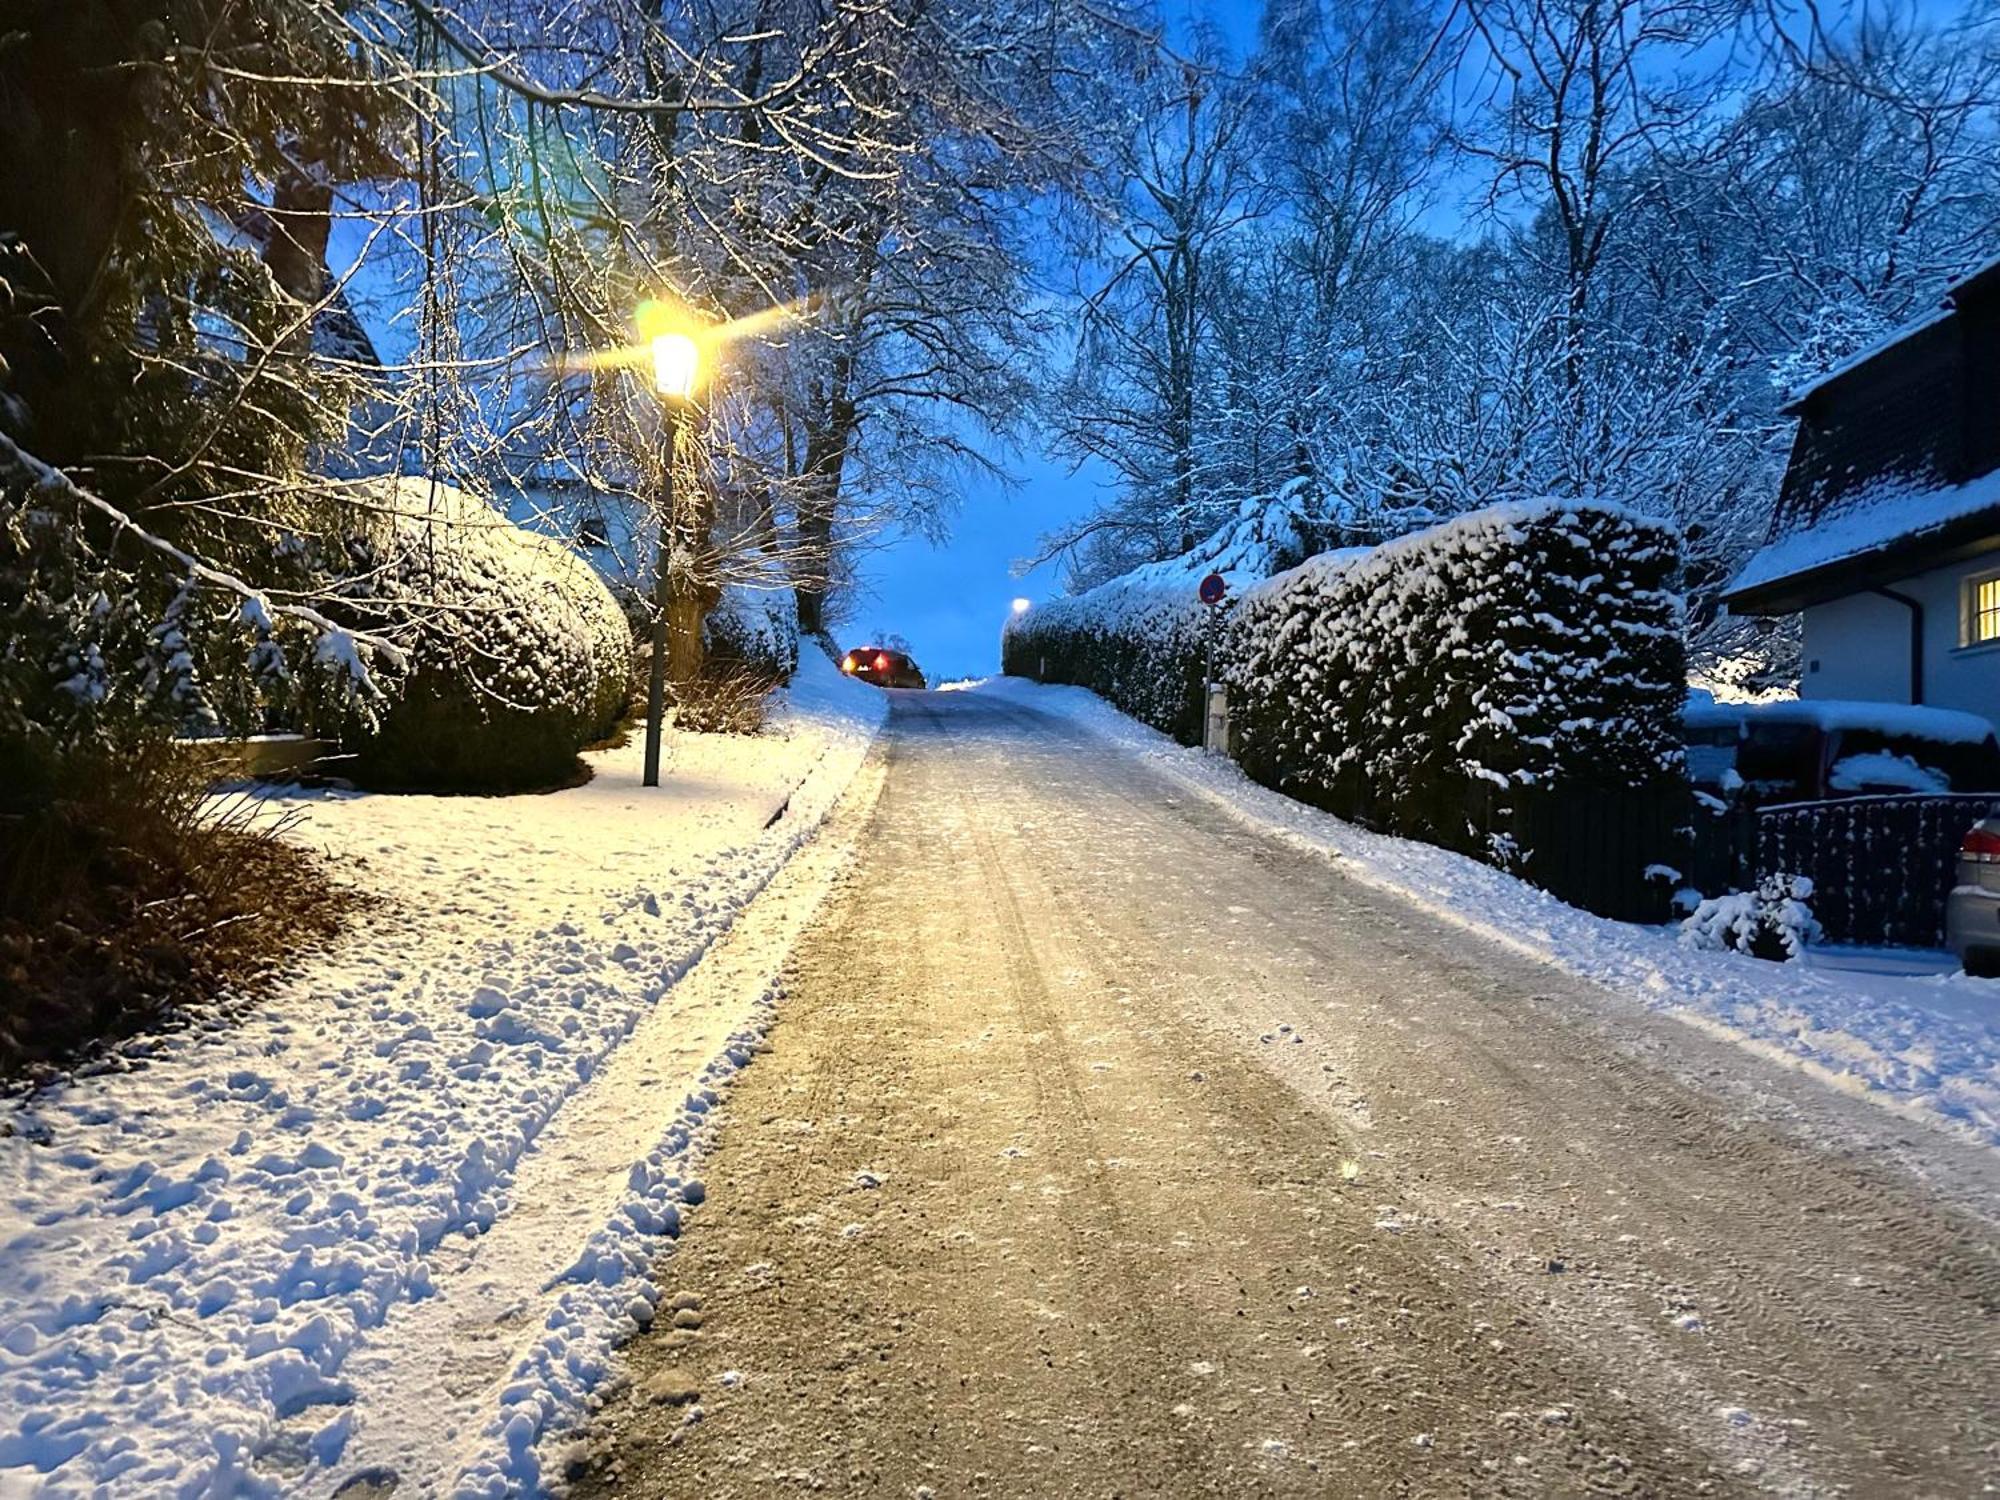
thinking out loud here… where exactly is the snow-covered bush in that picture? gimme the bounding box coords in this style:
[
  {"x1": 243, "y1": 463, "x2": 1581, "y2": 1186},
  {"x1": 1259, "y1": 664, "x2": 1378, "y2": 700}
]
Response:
[
  {"x1": 1001, "y1": 575, "x2": 1219, "y2": 743},
  {"x1": 1225, "y1": 500, "x2": 1685, "y2": 857},
  {"x1": 1680, "y1": 872, "x2": 1820, "y2": 961},
  {"x1": 705, "y1": 582, "x2": 799, "y2": 683},
  {"x1": 336, "y1": 480, "x2": 631, "y2": 789},
  {"x1": 520, "y1": 531, "x2": 635, "y2": 739},
  {"x1": 1000, "y1": 488, "x2": 1328, "y2": 743}
]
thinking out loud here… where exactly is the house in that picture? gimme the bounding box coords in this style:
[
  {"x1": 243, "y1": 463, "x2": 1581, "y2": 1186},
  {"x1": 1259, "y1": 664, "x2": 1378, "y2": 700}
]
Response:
[
  {"x1": 1723, "y1": 254, "x2": 2000, "y2": 718},
  {"x1": 496, "y1": 460, "x2": 648, "y2": 590}
]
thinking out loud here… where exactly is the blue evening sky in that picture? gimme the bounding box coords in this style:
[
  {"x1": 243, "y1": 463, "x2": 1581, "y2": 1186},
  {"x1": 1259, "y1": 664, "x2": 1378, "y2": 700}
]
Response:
[{"x1": 850, "y1": 0, "x2": 1265, "y2": 681}]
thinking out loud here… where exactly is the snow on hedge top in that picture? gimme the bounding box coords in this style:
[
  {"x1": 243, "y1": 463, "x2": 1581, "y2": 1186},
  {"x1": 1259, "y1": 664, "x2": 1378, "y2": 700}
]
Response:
[
  {"x1": 1727, "y1": 467, "x2": 2000, "y2": 600},
  {"x1": 1015, "y1": 480, "x2": 1323, "y2": 630},
  {"x1": 1239, "y1": 497, "x2": 1676, "y2": 611}
]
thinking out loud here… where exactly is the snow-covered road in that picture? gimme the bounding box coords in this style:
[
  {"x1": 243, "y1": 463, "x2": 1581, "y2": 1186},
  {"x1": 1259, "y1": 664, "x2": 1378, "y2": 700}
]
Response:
[
  {"x1": 580, "y1": 684, "x2": 2000, "y2": 1497},
  {"x1": 0, "y1": 653, "x2": 887, "y2": 1498}
]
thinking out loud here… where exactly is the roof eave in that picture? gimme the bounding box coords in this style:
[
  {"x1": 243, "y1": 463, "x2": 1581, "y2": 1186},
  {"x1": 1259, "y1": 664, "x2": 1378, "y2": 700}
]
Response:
[{"x1": 1723, "y1": 504, "x2": 2000, "y2": 617}]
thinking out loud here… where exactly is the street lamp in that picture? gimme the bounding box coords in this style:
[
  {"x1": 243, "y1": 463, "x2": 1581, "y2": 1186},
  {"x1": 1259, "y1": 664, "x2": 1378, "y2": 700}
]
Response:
[
  {"x1": 1011, "y1": 597, "x2": 1032, "y2": 615},
  {"x1": 651, "y1": 333, "x2": 698, "y2": 402},
  {"x1": 641, "y1": 328, "x2": 700, "y2": 788}
]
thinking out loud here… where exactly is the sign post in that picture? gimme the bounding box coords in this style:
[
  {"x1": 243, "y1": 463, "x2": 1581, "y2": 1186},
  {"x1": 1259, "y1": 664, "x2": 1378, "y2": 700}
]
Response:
[{"x1": 1198, "y1": 572, "x2": 1229, "y2": 754}]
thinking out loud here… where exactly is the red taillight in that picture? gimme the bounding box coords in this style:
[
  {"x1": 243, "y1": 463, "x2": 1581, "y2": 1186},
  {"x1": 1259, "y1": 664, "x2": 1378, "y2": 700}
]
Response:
[
  {"x1": 874, "y1": 652, "x2": 890, "y2": 673},
  {"x1": 1964, "y1": 826, "x2": 2000, "y2": 861},
  {"x1": 840, "y1": 654, "x2": 857, "y2": 674}
]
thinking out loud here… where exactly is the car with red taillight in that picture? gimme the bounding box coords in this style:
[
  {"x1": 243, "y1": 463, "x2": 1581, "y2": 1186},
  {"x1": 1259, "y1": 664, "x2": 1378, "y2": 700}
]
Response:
[
  {"x1": 840, "y1": 645, "x2": 927, "y2": 689},
  {"x1": 1948, "y1": 818, "x2": 2000, "y2": 976}
]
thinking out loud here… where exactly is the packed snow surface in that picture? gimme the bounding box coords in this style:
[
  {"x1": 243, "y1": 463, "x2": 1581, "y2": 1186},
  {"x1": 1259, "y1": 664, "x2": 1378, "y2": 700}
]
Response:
[
  {"x1": 0, "y1": 650, "x2": 884, "y2": 1497},
  {"x1": 973, "y1": 675, "x2": 2000, "y2": 1149}
]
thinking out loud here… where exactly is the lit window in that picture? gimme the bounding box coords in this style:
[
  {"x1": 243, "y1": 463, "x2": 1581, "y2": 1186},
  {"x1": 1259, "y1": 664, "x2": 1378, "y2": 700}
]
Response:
[{"x1": 1967, "y1": 573, "x2": 2000, "y2": 646}]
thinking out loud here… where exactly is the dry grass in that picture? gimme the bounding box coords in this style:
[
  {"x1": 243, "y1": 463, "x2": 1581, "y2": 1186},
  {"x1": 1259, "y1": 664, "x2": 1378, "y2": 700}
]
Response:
[
  {"x1": 0, "y1": 743, "x2": 359, "y2": 1086},
  {"x1": 672, "y1": 662, "x2": 781, "y2": 736}
]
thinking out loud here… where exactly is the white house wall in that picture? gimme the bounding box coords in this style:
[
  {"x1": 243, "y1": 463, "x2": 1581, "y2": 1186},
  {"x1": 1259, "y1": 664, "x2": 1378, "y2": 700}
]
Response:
[
  {"x1": 501, "y1": 485, "x2": 650, "y2": 590},
  {"x1": 1801, "y1": 555, "x2": 2000, "y2": 722}
]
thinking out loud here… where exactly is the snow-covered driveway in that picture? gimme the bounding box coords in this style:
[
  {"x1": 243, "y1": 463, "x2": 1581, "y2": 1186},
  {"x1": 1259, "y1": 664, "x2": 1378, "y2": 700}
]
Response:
[
  {"x1": 580, "y1": 684, "x2": 2000, "y2": 1497},
  {"x1": 0, "y1": 654, "x2": 885, "y2": 1498}
]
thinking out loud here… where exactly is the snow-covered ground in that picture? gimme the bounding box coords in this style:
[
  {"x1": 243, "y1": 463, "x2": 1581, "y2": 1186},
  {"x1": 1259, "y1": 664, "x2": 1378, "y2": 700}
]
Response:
[
  {"x1": 974, "y1": 675, "x2": 2000, "y2": 1150},
  {"x1": 0, "y1": 651, "x2": 886, "y2": 1498}
]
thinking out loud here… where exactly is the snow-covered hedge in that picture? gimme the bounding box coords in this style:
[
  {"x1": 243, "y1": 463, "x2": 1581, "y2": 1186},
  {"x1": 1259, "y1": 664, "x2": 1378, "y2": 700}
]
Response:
[
  {"x1": 997, "y1": 493, "x2": 1322, "y2": 742},
  {"x1": 519, "y1": 530, "x2": 635, "y2": 740},
  {"x1": 1005, "y1": 499, "x2": 1686, "y2": 911},
  {"x1": 338, "y1": 480, "x2": 633, "y2": 789},
  {"x1": 1001, "y1": 578, "x2": 1217, "y2": 743},
  {"x1": 1226, "y1": 500, "x2": 1685, "y2": 856}
]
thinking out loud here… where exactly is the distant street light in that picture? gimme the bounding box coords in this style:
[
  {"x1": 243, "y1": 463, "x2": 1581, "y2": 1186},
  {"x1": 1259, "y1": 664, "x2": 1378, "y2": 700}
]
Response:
[
  {"x1": 641, "y1": 322, "x2": 701, "y2": 789},
  {"x1": 1011, "y1": 597, "x2": 1032, "y2": 615}
]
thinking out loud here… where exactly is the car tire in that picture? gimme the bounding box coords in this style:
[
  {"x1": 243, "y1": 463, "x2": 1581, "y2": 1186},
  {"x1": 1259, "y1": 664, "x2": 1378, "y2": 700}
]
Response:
[{"x1": 1963, "y1": 948, "x2": 2000, "y2": 979}]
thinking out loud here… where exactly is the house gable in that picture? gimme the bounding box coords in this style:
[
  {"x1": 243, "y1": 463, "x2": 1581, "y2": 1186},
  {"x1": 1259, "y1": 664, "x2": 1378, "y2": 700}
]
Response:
[{"x1": 1726, "y1": 256, "x2": 2000, "y2": 617}]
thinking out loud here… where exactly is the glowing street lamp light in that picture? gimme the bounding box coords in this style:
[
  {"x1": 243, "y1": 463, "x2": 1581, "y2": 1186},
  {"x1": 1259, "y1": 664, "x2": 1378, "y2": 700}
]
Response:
[
  {"x1": 1011, "y1": 597, "x2": 1032, "y2": 615},
  {"x1": 641, "y1": 321, "x2": 702, "y2": 789},
  {"x1": 651, "y1": 332, "x2": 699, "y2": 402}
]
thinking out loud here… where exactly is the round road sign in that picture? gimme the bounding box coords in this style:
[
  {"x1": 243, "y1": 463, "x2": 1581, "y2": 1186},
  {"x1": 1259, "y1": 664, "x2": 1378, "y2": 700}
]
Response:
[{"x1": 1198, "y1": 572, "x2": 1228, "y2": 606}]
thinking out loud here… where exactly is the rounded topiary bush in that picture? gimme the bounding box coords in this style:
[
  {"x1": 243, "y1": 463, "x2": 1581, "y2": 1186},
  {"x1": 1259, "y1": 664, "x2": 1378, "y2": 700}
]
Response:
[
  {"x1": 337, "y1": 480, "x2": 631, "y2": 790},
  {"x1": 522, "y1": 530, "x2": 634, "y2": 740}
]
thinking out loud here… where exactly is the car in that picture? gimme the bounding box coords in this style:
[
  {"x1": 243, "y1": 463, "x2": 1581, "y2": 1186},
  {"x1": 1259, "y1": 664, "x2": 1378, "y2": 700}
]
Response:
[
  {"x1": 1947, "y1": 817, "x2": 2000, "y2": 976},
  {"x1": 840, "y1": 645, "x2": 927, "y2": 689},
  {"x1": 1683, "y1": 698, "x2": 2000, "y2": 805}
]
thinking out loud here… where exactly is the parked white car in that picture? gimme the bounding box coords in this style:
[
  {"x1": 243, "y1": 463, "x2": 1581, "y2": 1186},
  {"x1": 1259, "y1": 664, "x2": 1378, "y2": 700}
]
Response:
[{"x1": 1947, "y1": 817, "x2": 2000, "y2": 977}]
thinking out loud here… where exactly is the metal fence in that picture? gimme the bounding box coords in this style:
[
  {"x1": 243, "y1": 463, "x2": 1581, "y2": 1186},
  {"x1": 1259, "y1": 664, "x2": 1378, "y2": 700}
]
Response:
[
  {"x1": 1496, "y1": 790, "x2": 1995, "y2": 945},
  {"x1": 1754, "y1": 793, "x2": 2000, "y2": 947}
]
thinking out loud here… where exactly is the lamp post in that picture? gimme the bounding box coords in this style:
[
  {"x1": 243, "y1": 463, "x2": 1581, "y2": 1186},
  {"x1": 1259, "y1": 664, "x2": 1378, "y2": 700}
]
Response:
[{"x1": 642, "y1": 330, "x2": 699, "y2": 788}]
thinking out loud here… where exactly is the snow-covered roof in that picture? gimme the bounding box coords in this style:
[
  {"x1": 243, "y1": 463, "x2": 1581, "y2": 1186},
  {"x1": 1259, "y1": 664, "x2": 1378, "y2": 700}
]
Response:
[
  {"x1": 1782, "y1": 306, "x2": 1952, "y2": 411},
  {"x1": 1683, "y1": 696, "x2": 1999, "y2": 745},
  {"x1": 1726, "y1": 466, "x2": 2000, "y2": 602}
]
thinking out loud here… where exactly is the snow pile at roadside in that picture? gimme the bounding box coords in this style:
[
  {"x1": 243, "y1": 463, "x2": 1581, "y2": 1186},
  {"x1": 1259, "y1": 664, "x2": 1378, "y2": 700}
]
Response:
[
  {"x1": 975, "y1": 675, "x2": 2000, "y2": 1148},
  {"x1": 0, "y1": 649, "x2": 885, "y2": 1497}
]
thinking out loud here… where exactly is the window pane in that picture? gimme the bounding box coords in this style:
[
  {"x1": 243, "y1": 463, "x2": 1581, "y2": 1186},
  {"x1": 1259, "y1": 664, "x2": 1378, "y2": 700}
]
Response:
[{"x1": 1976, "y1": 578, "x2": 2000, "y2": 644}]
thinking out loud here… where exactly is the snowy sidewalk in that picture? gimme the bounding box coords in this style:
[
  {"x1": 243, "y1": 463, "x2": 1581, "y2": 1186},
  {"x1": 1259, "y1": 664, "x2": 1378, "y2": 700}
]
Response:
[
  {"x1": 0, "y1": 652, "x2": 886, "y2": 1498},
  {"x1": 973, "y1": 675, "x2": 2000, "y2": 1150}
]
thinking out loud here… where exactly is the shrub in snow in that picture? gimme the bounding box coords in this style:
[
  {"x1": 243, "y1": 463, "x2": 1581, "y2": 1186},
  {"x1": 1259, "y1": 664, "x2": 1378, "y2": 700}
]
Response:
[
  {"x1": 1001, "y1": 576, "x2": 1220, "y2": 743},
  {"x1": 998, "y1": 491, "x2": 1328, "y2": 741},
  {"x1": 335, "y1": 479, "x2": 632, "y2": 789},
  {"x1": 1225, "y1": 500, "x2": 1685, "y2": 858},
  {"x1": 1680, "y1": 872, "x2": 1820, "y2": 961},
  {"x1": 705, "y1": 581, "x2": 800, "y2": 683},
  {"x1": 520, "y1": 530, "x2": 634, "y2": 740}
]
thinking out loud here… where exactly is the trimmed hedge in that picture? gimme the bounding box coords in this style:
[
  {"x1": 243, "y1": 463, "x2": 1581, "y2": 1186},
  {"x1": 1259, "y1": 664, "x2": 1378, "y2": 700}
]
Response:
[
  {"x1": 1000, "y1": 491, "x2": 1323, "y2": 745},
  {"x1": 521, "y1": 530, "x2": 634, "y2": 739},
  {"x1": 1001, "y1": 576, "x2": 1219, "y2": 745},
  {"x1": 339, "y1": 480, "x2": 633, "y2": 790},
  {"x1": 1004, "y1": 499, "x2": 1687, "y2": 911},
  {"x1": 1226, "y1": 501, "x2": 1685, "y2": 858}
]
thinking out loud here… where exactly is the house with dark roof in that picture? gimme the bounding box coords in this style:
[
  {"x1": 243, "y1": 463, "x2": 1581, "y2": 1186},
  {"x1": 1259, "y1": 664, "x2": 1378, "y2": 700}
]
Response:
[{"x1": 1724, "y1": 255, "x2": 2000, "y2": 718}]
